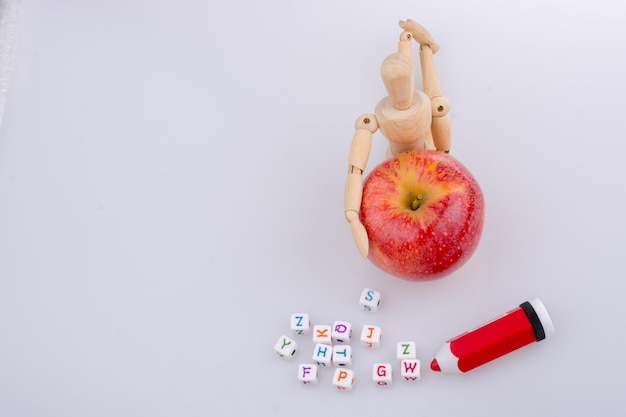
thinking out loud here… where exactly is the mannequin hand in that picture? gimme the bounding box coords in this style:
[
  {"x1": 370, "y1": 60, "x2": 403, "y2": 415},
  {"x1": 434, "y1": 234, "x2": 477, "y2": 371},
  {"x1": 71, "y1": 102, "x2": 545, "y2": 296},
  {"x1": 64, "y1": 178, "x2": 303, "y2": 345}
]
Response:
[{"x1": 346, "y1": 210, "x2": 369, "y2": 257}]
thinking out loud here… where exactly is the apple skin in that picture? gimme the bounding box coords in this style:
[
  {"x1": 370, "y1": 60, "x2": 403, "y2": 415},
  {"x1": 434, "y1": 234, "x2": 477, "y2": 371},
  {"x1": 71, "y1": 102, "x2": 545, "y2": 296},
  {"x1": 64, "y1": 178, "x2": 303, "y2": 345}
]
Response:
[{"x1": 360, "y1": 150, "x2": 485, "y2": 281}]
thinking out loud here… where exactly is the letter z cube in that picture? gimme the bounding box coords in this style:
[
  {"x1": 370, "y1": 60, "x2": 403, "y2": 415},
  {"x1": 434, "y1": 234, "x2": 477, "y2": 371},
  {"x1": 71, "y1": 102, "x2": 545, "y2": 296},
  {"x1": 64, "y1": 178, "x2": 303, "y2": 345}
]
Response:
[{"x1": 290, "y1": 313, "x2": 310, "y2": 335}]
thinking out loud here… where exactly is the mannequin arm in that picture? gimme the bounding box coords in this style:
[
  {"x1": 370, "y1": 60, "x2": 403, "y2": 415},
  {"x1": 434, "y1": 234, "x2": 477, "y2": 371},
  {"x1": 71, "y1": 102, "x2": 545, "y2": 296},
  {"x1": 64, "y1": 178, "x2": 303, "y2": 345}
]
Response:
[
  {"x1": 345, "y1": 114, "x2": 378, "y2": 257},
  {"x1": 420, "y1": 44, "x2": 451, "y2": 153}
]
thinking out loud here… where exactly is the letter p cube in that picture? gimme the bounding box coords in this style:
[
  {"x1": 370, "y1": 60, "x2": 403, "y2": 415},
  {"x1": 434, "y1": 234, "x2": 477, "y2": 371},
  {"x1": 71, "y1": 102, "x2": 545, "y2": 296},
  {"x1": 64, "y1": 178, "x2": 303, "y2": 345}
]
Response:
[{"x1": 332, "y1": 368, "x2": 355, "y2": 391}]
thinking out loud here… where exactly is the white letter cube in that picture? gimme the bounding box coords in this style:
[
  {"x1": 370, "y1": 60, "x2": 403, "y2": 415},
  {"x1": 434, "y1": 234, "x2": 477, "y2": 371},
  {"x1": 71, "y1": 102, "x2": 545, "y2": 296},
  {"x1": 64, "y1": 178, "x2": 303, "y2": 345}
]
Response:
[
  {"x1": 332, "y1": 320, "x2": 352, "y2": 344},
  {"x1": 359, "y1": 288, "x2": 381, "y2": 312},
  {"x1": 290, "y1": 313, "x2": 310, "y2": 335},
  {"x1": 372, "y1": 363, "x2": 392, "y2": 386},
  {"x1": 274, "y1": 335, "x2": 297, "y2": 359},
  {"x1": 401, "y1": 359, "x2": 421, "y2": 381},
  {"x1": 297, "y1": 364, "x2": 319, "y2": 385},
  {"x1": 332, "y1": 368, "x2": 355, "y2": 391},
  {"x1": 360, "y1": 325, "x2": 382, "y2": 348},
  {"x1": 396, "y1": 341, "x2": 417, "y2": 360},
  {"x1": 312, "y1": 343, "x2": 333, "y2": 367},
  {"x1": 332, "y1": 345, "x2": 352, "y2": 367},
  {"x1": 312, "y1": 324, "x2": 332, "y2": 344}
]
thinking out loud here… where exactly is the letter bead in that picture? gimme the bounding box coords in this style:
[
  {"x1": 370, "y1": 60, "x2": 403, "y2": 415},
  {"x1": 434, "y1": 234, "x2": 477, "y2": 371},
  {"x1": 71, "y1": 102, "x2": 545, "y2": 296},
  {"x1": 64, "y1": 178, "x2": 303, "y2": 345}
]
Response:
[
  {"x1": 297, "y1": 364, "x2": 319, "y2": 385},
  {"x1": 274, "y1": 335, "x2": 297, "y2": 359},
  {"x1": 290, "y1": 313, "x2": 311, "y2": 335},
  {"x1": 372, "y1": 363, "x2": 393, "y2": 386},
  {"x1": 396, "y1": 341, "x2": 417, "y2": 360},
  {"x1": 359, "y1": 288, "x2": 381, "y2": 312},
  {"x1": 332, "y1": 368, "x2": 355, "y2": 391},
  {"x1": 312, "y1": 343, "x2": 333, "y2": 367},
  {"x1": 332, "y1": 320, "x2": 352, "y2": 344},
  {"x1": 360, "y1": 325, "x2": 382, "y2": 348},
  {"x1": 332, "y1": 345, "x2": 353, "y2": 367},
  {"x1": 401, "y1": 359, "x2": 421, "y2": 381},
  {"x1": 312, "y1": 324, "x2": 332, "y2": 344}
]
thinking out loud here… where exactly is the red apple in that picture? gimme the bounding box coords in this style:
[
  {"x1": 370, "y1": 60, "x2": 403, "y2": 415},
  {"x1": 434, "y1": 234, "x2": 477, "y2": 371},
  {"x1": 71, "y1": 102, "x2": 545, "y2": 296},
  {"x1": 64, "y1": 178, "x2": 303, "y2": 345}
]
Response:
[{"x1": 360, "y1": 150, "x2": 485, "y2": 281}]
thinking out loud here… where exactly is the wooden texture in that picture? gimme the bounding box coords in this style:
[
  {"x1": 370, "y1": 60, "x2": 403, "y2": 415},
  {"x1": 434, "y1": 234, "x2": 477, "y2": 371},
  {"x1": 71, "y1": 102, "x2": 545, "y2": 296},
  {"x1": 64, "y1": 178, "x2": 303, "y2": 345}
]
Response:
[{"x1": 344, "y1": 19, "x2": 450, "y2": 257}]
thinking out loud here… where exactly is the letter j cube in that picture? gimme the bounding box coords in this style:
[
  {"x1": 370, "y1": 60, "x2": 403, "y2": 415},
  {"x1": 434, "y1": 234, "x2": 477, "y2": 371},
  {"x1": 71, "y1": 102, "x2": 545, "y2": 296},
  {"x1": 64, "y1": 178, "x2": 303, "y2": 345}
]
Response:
[
  {"x1": 360, "y1": 325, "x2": 382, "y2": 348},
  {"x1": 274, "y1": 335, "x2": 297, "y2": 360},
  {"x1": 290, "y1": 313, "x2": 310, "y2": 335}
]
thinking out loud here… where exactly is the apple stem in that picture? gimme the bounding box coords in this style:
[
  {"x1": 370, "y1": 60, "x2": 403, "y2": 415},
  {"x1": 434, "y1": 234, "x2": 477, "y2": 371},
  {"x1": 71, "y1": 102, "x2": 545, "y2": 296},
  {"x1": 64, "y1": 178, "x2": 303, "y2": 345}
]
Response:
[{"x1": 412, "y1": 195, "x2": 423, "y2": 210}]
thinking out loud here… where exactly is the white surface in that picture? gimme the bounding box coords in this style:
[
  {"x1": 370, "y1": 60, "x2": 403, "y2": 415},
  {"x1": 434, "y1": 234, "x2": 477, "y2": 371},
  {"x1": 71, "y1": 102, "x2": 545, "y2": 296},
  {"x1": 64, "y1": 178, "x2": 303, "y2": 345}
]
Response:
[{"x1": 1, "y1": 1, "x2": 626, "y2": 415}]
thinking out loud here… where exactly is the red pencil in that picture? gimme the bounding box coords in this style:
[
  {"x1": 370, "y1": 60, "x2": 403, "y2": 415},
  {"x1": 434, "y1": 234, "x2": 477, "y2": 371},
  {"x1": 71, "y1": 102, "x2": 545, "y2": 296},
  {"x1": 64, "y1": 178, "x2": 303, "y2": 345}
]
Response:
[{"x1": 430, "y1": 298, "x2": 555, "y2": 373}]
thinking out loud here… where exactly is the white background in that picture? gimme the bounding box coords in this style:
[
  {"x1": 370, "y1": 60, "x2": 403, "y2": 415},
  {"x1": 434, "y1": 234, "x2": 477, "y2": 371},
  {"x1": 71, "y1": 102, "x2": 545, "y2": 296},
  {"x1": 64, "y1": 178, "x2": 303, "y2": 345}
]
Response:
[{"x1": 1, "y1": 1, "x2": 625, "y2": 415}]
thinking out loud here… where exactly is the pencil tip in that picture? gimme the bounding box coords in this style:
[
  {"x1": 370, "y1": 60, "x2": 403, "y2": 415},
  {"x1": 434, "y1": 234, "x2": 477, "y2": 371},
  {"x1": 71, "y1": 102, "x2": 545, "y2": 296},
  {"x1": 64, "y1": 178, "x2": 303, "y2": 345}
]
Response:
[{"x1": 430, "y1": 359, "x2": 441, "y2": 372}]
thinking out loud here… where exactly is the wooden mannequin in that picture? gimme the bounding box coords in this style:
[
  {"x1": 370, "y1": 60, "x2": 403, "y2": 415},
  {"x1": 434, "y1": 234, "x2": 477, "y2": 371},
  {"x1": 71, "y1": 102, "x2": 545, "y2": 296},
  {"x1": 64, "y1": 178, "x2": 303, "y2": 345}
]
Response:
[{"x1": 344, "y1": 19, "x2": 451, "y2": 258}]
